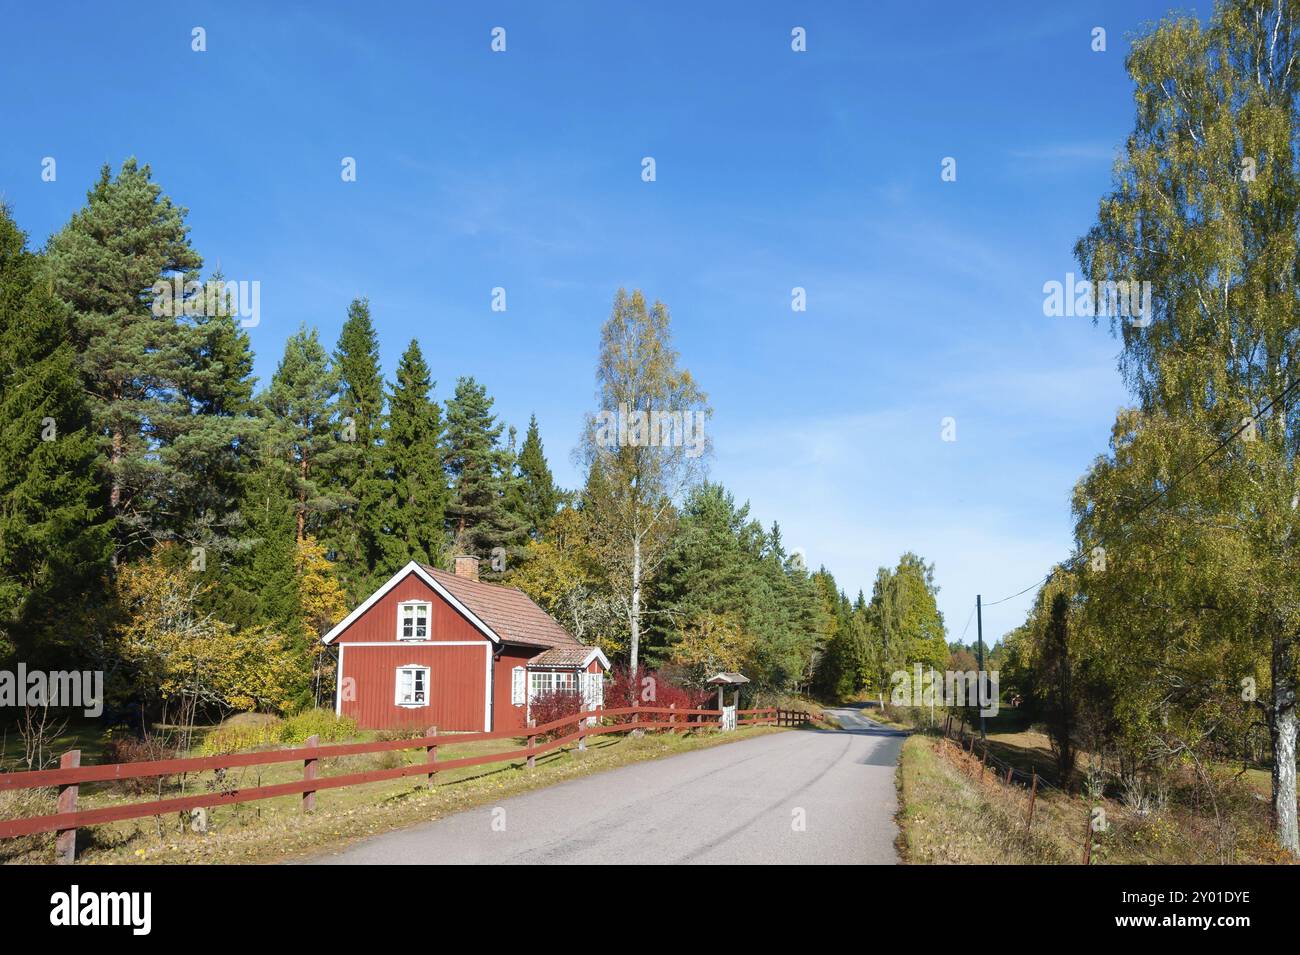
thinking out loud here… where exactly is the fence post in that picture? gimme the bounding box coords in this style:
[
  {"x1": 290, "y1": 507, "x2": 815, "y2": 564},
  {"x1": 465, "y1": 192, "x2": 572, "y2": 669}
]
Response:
[
  {"x1": 1082, "y1": 807, "x2": 1093, "y2": 865},
  {"x1": 527, "y1": 719, "x2": 536, "y2": 770},
  {"x1": 577, "y1": 711, "x2": 586, "y2": 751},
  {"x1": 980, "y1": 747, "x2": 987, "y2": 781},
  {"x1": 1026, "y1": 771, "x2": 1038, "y2": 830},
  {"x1": 425, "y1": 726, "x2": 438, "y2": 788},
  {"x1": 668, "y1": 702, "x2": 676, "y2": 734},
  {"x1": 55, "y1": 749, "x2": 80, "y2": 865},
  {"x1": 1005, "y1": 765, "x2": 1013, "y2": 785},
  {"x1": 302, "y1": 734, "x2": 319, "y2": 813}
]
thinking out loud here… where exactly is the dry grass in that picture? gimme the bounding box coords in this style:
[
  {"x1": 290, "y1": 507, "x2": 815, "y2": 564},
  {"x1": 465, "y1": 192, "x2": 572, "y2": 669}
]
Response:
[
  {"x1": 897, "y1": 734, "x2": 1069, "y2": 864},
  {"x1": 897, "y1": 732, "x2": 1295, "y2": 865}
]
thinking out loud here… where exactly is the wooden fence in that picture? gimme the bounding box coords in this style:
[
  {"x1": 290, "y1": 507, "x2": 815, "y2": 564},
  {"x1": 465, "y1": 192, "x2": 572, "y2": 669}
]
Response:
[{"x1": 0, "y1": 703, "x2": 817, "y2": 862}]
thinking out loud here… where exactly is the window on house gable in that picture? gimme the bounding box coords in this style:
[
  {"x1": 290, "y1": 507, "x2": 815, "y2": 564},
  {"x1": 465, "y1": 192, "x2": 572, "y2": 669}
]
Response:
[
  {"x1": 395, "y1": 666, "x2": 430, "y2": 707},
  {"x1": 511, "y1": 666, "x2": 526, "y2": 706},
  {"x1": 398, "y1": 602, "x2": 431, "y2": 640}
]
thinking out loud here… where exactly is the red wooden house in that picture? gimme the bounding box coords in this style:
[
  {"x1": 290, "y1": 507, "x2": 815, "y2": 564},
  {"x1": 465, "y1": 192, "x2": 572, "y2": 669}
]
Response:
[{"x1": 321, "y1": 556, "x2": 609, "y2": 732}]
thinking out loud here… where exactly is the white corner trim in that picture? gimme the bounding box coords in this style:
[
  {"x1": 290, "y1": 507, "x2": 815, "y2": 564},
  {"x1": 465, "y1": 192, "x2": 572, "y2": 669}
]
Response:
[
  {"x1": 484, "y1": 643, "x2": 492, "y2": 732},
  {"x1": 321, "y1": 561, "x2": 501, "y2": 646},
  {"x1": 334, "y1": 644, "x2": 345, "y2": 715}
]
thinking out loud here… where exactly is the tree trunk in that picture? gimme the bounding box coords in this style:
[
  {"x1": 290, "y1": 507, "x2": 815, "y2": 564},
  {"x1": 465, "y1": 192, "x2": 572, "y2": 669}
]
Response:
[
  {"x1": 109, "y1": 426, "x2": 123, "y2": 567},
  {"x1": 1271, "y1": 632, "x2": 1298, "y2": 856},
  {"x1": 629, "y1": 533, "x2": 641, "y2": 673},
  {"x1": 297, "y1": 458, "x2": 309, "y2": 543}
]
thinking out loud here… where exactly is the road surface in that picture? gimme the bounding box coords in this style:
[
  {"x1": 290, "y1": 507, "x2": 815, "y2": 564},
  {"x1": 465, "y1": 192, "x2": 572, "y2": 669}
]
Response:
[{"x1": 306, "y1": 706, "x2": 904, "y2": 865}]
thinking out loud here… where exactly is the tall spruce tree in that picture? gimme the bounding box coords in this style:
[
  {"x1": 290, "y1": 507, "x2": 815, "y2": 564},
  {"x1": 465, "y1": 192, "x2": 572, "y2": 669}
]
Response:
[
  {"x1": 171, "y1": 272, "x2": 262, "y2": 570},
  {"x1": 230, "y1": 456, "x2": 301, "y2": 636},
  {"x1": 261, "y1": 326, "x2": 349, "y2": 545},
  {"x1": 0, "y1": 205, "x2": 113, "y2": 666},
  {"x1": 444, "y1": 376, "x2": 524, "y2": 565},
  {"x1": 384, "y1": 339, "x2": 450, "y2": 568},
  {"x1": 328, "y1": 298, "x2": 386, "y2": 598},
  {"x1": 508, "y1": 414, "x2": 560, "y2": 539},
  {"x1": 46, "y1": 159, "x2": 204, "y2": 559}
]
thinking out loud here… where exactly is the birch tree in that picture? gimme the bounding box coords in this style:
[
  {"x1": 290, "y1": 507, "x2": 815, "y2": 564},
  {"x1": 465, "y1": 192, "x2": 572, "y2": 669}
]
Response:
[
  {"x1": 579, "y1": 290, "x2": 710, "y2": 671},
  {"x1": 1075, "y1": 0, "x2": 1300, "y2": 853}
]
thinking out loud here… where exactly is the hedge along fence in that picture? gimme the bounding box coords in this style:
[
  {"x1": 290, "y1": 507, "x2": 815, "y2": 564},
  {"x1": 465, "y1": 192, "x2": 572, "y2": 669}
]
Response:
[{"x1": 0, "y1": 704, "x2": 790, "y2": 862}]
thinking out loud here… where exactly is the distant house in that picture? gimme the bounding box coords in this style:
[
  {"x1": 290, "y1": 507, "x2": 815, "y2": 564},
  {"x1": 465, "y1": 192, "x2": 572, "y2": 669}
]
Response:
[{"x1": 321, "y1": 557, "x2": 609, "y2": 732}]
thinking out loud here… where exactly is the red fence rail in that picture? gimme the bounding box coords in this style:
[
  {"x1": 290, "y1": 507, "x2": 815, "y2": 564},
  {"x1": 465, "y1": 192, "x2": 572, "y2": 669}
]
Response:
[{"x1": 0, "y1": 704, "x2": 815, "y2": 860}]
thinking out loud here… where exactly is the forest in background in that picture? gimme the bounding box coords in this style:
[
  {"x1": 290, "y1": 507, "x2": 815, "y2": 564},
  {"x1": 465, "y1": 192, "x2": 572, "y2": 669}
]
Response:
[{"x1": 0, "y1": 160, "x2": 949, "y2": 726}]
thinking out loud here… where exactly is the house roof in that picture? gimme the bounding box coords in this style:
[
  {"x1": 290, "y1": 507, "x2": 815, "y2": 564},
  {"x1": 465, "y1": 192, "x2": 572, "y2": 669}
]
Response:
[
  {"x1": 419, "y1": 565, "x2": 582, "y2": 650},
  {"x1": 320, "y1": 560, "x2": 588, "y2": 651},
  {"x1": 527, "y1": 646, "x2": 611, "y2": 670}
]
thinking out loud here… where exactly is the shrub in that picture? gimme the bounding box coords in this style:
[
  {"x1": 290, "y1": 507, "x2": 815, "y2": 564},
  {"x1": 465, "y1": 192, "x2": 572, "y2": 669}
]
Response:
[
  {"x1": 604, "y1": 665, "x2": 713, "y2": 725},
  {"x1": 527, "y1": 689, "x2": 586, "y2": 739},
  {"x1": 198, "y1": 720, "x2": 283, "y2": 756},
  {"x1": 376, "y1": 725, "x2": 428, "y2": 742},
  {"x1": 104, "y1": 729, "x2": 183, "y2": 794},
  {"x1": 278, "y1": 708, "x2": 358, "y2": 745}
]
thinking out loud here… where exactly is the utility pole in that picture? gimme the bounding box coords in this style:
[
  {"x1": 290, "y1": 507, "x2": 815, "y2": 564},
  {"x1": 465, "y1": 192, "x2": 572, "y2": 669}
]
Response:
[{"x1": 976, "y1": 594, "x2": 986, "y2": 740}]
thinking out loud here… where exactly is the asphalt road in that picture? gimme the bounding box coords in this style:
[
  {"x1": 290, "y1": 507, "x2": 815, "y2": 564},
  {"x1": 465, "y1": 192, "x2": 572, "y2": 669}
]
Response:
[{"x1": 306, "y1": 706, "x2": 905, "y2": 865}]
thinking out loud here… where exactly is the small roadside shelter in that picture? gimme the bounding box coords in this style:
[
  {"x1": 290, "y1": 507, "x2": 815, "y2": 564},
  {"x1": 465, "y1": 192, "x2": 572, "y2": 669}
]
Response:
[{"x1": 707, "y1": 672, "x2": 749, "y2": 730}]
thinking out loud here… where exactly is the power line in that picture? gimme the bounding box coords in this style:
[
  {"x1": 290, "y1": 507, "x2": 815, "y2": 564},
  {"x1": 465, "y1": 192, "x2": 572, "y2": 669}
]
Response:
[
  {"x1": 979, "y1": 374, "x2": 1300, "y2": 610},
  {"x1": 957, "y1": 602, "x2": 976, "y2": 643}
]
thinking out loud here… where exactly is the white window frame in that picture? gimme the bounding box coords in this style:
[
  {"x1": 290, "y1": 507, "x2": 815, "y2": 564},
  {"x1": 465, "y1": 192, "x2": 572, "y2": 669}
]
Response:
[
  {"x1": 582, "y1": 671, "x2": 604, "y2": 709},
  {"x1": 395, "y1": 665, "x2": 431, "y2": 707},
  {"x1": 397, "y1": 601, "x2": 432, "y2": 641},
  {"x1": 528, "y1": 670, "x2": 553, "y2": 701},
  {"x1": 511, "y1": 666, "x2": 526, "y2": 706},
  {"x1": 528, "y1": 669, "x2": 584, "y2": 703}
]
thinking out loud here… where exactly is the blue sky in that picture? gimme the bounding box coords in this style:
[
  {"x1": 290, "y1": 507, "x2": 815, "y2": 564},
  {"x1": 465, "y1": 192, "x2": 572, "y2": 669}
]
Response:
[{"x1": 0, "y1": 0, "x2": 1210, "y2": 644}]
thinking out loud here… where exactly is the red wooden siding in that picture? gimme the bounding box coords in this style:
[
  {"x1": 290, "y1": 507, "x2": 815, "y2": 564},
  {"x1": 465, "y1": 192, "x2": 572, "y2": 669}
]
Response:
[
  {"x1": 339, "y1": 643, "x2": 489, "y2": 731},
  {"x1": 492, "y1": 645, "x2": 536, "y2": 733},
  {"x1": 332, "y1": 572, "x2": 487, "y2": 645}
]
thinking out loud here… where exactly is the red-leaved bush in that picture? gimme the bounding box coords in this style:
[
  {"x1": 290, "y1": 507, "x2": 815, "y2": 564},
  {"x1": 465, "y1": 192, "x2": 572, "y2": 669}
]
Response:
[
  {"x1": 604, "y1": 665, "x2": 714, "y2": 725},
  {"x1": 527, "y1": 689, "x2": 586, "y2": 740}
]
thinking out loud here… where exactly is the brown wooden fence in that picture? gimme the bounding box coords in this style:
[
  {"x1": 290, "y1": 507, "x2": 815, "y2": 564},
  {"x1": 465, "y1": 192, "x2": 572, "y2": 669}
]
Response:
[{"x1": 0, "y1": 703, "x2": 815, "y2": 861}]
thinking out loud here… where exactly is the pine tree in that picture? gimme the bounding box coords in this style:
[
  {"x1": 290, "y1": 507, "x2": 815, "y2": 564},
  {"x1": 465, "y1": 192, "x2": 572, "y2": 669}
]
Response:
[
  {"x1": 0, "y1": 205, "x2": 113, "y2": 666},
  {"x1": 46, "y1": 158, "x2": 204, "y2": 559},
  {"x1": 328, "y1": 298, "x2": 386, "y2": 598},
  {"x1": 508, "y1": 414, "x2": 560, "y2": 539},
  {"x1": 444, "y1": 376, "x2": 524, "y2": 564},
  {"x1": 384, "y1": 340, "x2": 450, "y2": 568},
  {"x1": 261, "y1": 326, "x2": 349, "y2": 545}
]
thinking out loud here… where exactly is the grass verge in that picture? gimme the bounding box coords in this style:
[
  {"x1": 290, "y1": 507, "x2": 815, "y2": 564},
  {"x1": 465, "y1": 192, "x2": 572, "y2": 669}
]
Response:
[{"x1": 896, "y1": 732, "x2": 1293, "y2": 864}]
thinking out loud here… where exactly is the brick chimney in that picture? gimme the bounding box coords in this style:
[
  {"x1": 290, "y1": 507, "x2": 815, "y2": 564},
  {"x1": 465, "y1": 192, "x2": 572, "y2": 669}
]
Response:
[{"x1": 453, "y1": 555, "x2": 480, "y2": 581}]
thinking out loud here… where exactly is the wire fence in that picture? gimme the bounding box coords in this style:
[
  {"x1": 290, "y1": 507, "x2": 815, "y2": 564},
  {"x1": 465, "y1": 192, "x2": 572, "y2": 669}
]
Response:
[{"x1": 935, "y1": 715, "x2": 1224, "y2": 865}]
